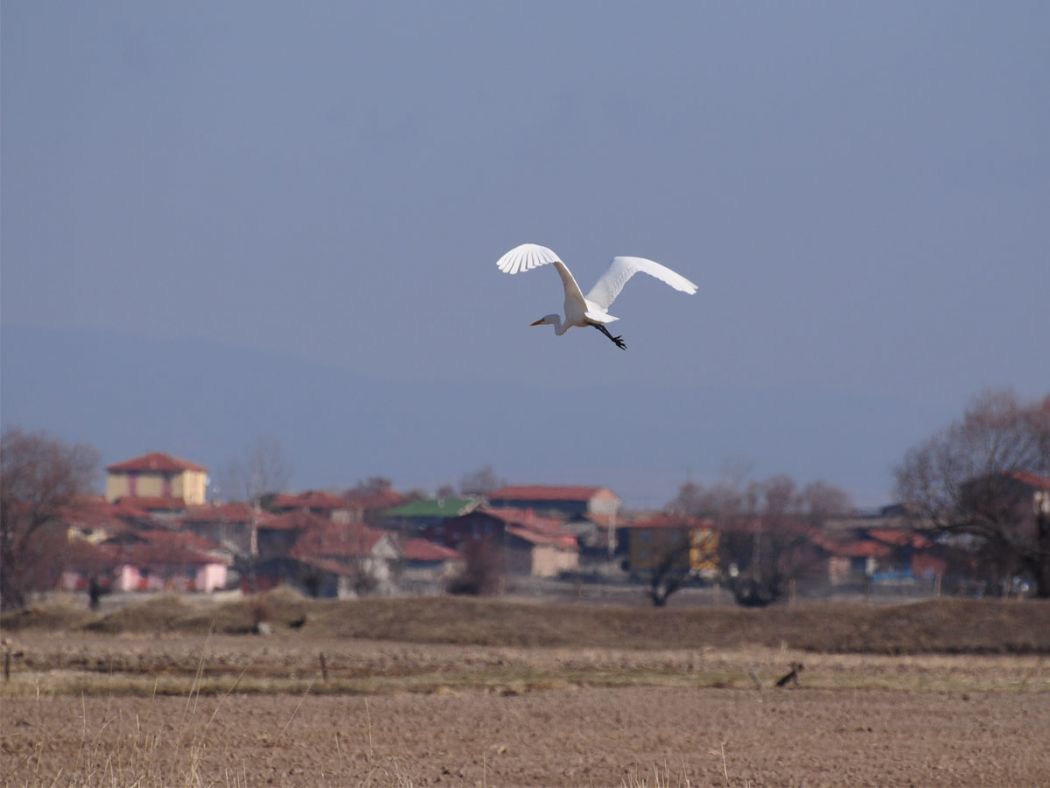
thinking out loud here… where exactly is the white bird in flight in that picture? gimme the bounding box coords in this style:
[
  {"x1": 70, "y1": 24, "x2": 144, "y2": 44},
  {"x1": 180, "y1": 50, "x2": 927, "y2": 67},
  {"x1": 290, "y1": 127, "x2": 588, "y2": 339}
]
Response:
[{"x1": 496, "y1": 243, "x2": 698, "y2": 350}]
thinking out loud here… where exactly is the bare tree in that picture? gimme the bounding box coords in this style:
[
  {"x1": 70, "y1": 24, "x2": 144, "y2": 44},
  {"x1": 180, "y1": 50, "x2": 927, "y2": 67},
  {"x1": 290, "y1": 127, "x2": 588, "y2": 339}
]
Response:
[
  {"x1": 668, "y1": 478, "x2": 750, "y2": 526},
  {"x1": 347, "y1": 476, "x2": 394, "y2": 499},
  {"x1": 668, "y1": 472, "x2": 851, "y2": 605},
  {"x1": 896, "y1": 390, "x2": 1050, "y2": 597},
  {"x1": 447, "y1": 537, "x2": 503, "y2": 595},
  {"x1": 1, "y1": 428, "x2": 99, "y2": 610},
  {"x1": 649, "y1": 542, "x2": 691, "y2": 607},
  {"x1": 219, "y1": 435, "x2": 291, "y2": 591},
  {"x1": 459, "y1": 466, "x2": 504, "y2": 497},
  {"x1": 798, "y1": 481, "x2": 853, "y2": 527},
  {"x1": 647, "y1": 524, "x2": 719, "y2": 607},
  {"x1": 219, "y1": 434, "x2": 291, "y2": 505},
  {"x1": 723, "y1": 476, "x2": 831, "y2": 605},
  {"x1": 667, "y1": 481, "x2": 704, "y2": 516}
]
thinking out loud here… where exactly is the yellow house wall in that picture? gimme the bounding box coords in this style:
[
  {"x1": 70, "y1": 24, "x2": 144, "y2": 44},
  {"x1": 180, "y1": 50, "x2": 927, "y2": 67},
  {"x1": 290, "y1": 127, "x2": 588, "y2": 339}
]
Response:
[
  {"x1": 689, "y1": 528, "x2": 719, "y2": 572},
  {"x1": 104, "y1": 469, "x2": 208, "y2": 504},
  {"x1": 173, "y1": 470, "x2": 208, "y2": 505},
  {"x1": 105, "y1": 475, "x2": 130, "y2": 502},
  {"x1": 136, "y1": 475, "x2": 166, "y2": 497},
  {"x1": 629, "y1": 527, "x2": 719, "y2": 574}
]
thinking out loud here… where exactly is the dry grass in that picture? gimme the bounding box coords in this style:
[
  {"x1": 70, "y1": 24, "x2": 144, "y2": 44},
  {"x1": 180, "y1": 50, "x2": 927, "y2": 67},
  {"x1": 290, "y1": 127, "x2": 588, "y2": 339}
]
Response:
[
  {"x1": 0, "y1": 595, "x2": 98, "y2": 632},
  {"x1": 8, "y1": 669, "x2": 245, "y2": 787},
  {"x1": 4, "y1": 592, "x2": 1050, "y2": 655},
  {"x1": 2, "y1": 630, "x2": 1047, "y2": 701},
  {"x1": 2, "y1": 651, "x2": 420, "y2": 788}
]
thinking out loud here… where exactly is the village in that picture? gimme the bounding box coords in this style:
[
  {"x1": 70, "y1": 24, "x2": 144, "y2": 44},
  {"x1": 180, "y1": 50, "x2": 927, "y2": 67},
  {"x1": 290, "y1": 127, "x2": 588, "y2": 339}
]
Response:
[
  {"x1": 5, "y1": 2, "x2": 1049, "y2": 782},
  {"x1": 51, "y1": 449, "x2": 1050, "y2": 607}
]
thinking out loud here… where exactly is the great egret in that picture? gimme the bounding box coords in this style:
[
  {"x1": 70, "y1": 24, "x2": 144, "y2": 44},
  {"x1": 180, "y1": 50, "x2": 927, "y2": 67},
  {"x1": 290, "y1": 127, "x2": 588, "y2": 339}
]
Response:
[{"x1": 496, "y1": 243, "x2": 698, "y2": 350}]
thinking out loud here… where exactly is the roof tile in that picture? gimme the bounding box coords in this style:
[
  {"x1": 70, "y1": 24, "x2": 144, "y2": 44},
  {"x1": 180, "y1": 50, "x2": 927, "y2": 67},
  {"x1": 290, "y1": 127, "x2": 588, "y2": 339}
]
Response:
[
  {"x1": 106, "y1": 452, "x2": 207, "y2": 473},
  {"x1": 401, "y1": 538, "x2": 461, "y2": 562}
]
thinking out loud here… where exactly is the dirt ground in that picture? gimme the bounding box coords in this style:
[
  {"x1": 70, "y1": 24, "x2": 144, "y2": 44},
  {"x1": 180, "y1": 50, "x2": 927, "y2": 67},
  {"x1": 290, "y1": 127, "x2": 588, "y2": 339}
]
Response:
[
  {"x1": 3, "y1": 687, "x2": 1049, "y2": 787},
  {"x1": 2, "y1": 595, "x2": 1048, "y2": 785}
]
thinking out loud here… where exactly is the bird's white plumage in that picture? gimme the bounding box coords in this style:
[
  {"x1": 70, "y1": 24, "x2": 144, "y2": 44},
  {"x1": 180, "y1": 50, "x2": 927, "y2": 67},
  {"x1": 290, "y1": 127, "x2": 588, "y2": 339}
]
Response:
[
  {"x1": 496, "y1": 242, "x2": 697, "y2": 347},
  {"x1": 496, "y1": 243, "x2": 562, "y2": 275},
  {"x1": 586, "y1": 256, "x2": 698, "y2": 310}
]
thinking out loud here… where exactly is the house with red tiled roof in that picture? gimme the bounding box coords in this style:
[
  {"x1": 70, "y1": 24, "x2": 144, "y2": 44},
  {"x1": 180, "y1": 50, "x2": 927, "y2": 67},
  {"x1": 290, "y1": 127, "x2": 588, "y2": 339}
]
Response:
[
  {"x1": 401, "y1": 538, "x2": 461, "y2": 564},
  {"x1": 487, "y1": 485, "x2": 621, "y2": 522},
  {"x1": 955, "y1": 470, "x2": 1050, "y2": 593},
  {"x1": 821, "y1": 498, "x2": 980, "y2": 586},
  {"x1": 397, "y1": 538, "x2": 463, "y2": 594},
  {"x1": 111, "y1": 496, "x2": 189, "y2": 520},
  {"x1": 180, "y1": 502, "x2": 261, "y2": 556},
  {"x1": 263, "y1": 491, "x2": 355, "y2": 523},
  {"x1": 255, "y1": 511, "x2": 325, "y2": 559},
  {"x1": 105, "y1": 452, "x2": 208, "y2": 505},
  {"x1": 60, "y1": 539, "x2": 119, "y2": 592},
  {"x1": 344, "y1": 484, "x2": 410, "y2": 523},
  {"x1": 812, "y1": 523, "x2": 944, "y2": 587},
  {"x1": 431, "y1": 506, "x2": 579, "y2": 578},
  {"x1": 61, "y1": 496, "x2": 139, "y2": 544},
  {"x1": 811, "y1": 532, "x2": 891, "y2": 586},
  {"x1": 960, "y1": 471, "x2": 1050, "y2": 521},
  {"x1": 288, "y1": 519, "x2": 394, "y2": 564},
  {"x1": 1004, "y1": 471, "x2": 1050, "y2": 492},
  {"x1": 62, "y1": 530, "x2": 230, "y2": 593},
  {"x1": 253, "y1": 515, "x2": 400, "y2": 597}
]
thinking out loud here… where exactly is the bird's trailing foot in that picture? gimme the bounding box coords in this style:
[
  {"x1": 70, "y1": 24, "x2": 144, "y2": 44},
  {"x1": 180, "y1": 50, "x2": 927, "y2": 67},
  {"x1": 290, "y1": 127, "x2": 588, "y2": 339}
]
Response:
[{"x1": 593, "y1": 323, "x2": 627, "y2": 350}]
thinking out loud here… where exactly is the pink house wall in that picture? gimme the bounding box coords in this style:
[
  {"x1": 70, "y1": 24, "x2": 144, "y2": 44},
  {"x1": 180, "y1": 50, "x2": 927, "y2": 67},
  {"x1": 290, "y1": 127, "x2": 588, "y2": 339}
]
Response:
[
  {"x1": 110, "y1": 563, "x2": 227, "y2": 592},
  {"x1": 195, "y1": 563, "x2": 227, "y2": 592},
  {"x1": 115, "y1": 565, "x2": 142, "y2": 592}
]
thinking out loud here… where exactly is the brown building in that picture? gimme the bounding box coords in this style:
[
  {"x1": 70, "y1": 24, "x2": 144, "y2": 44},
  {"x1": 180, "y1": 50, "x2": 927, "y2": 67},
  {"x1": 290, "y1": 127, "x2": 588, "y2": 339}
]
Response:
[
  {"x1": 623, "y1": 513, "x2": 718, "y2": 577},
  {"x1": 432, "y1": 506, "x2": 579, "y2": 578},
  {"x1": 263, "y1": 491, "x2": 355, "y2": 523}
]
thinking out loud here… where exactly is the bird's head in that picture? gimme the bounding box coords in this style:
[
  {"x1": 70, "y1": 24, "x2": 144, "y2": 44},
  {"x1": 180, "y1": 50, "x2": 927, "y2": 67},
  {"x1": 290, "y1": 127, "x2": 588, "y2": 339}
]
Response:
[{"x1": 530, "y1": 314, "x2": 560, "y2": 327}]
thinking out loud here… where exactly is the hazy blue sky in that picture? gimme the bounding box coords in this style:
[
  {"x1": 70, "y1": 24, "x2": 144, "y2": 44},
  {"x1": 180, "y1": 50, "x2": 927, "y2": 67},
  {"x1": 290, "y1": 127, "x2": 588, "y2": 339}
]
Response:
[{"x1": 3, "y1": 2, "x2": 1048, "y2": 507}]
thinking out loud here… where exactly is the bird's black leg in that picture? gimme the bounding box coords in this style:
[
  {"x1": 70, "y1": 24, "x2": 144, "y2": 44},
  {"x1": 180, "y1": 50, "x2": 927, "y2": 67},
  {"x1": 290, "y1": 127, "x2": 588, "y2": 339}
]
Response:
[{"x1": 593, "y1": 323, "x2": 627, "y2": 350}]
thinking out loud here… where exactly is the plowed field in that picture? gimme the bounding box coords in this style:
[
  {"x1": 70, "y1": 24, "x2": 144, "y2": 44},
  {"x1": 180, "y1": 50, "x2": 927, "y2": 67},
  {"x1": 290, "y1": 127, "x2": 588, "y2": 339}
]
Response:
[
  {"x1": 3, "y1": 687, "x2": 1048, "y2": 786},
  {"x1": 2, "y1": 594, "x2": 1048, "y2": 785}
]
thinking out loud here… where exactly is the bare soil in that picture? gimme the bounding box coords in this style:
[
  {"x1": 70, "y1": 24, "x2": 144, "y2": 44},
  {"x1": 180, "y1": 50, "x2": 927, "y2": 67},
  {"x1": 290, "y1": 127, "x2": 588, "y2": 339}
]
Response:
[
  {"x1": 3, "y1": 688, "x2": 1049, "y2": 786},
  {"x1": 2, "y1": 594, "x2": 1048, "y2": 785}
]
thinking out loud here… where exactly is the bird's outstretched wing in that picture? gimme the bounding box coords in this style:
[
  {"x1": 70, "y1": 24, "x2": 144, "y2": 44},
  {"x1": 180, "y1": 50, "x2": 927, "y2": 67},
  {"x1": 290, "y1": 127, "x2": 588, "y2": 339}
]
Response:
[
  {"x1": 496, "y1": 243, "x2": 562, "y2": 274},
  {"x1": 496, "y1": 243, "x2": 588, "y2": 313},
  {"x1": 585, "y1": 256, "x2": 698, "y2": 311}
]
